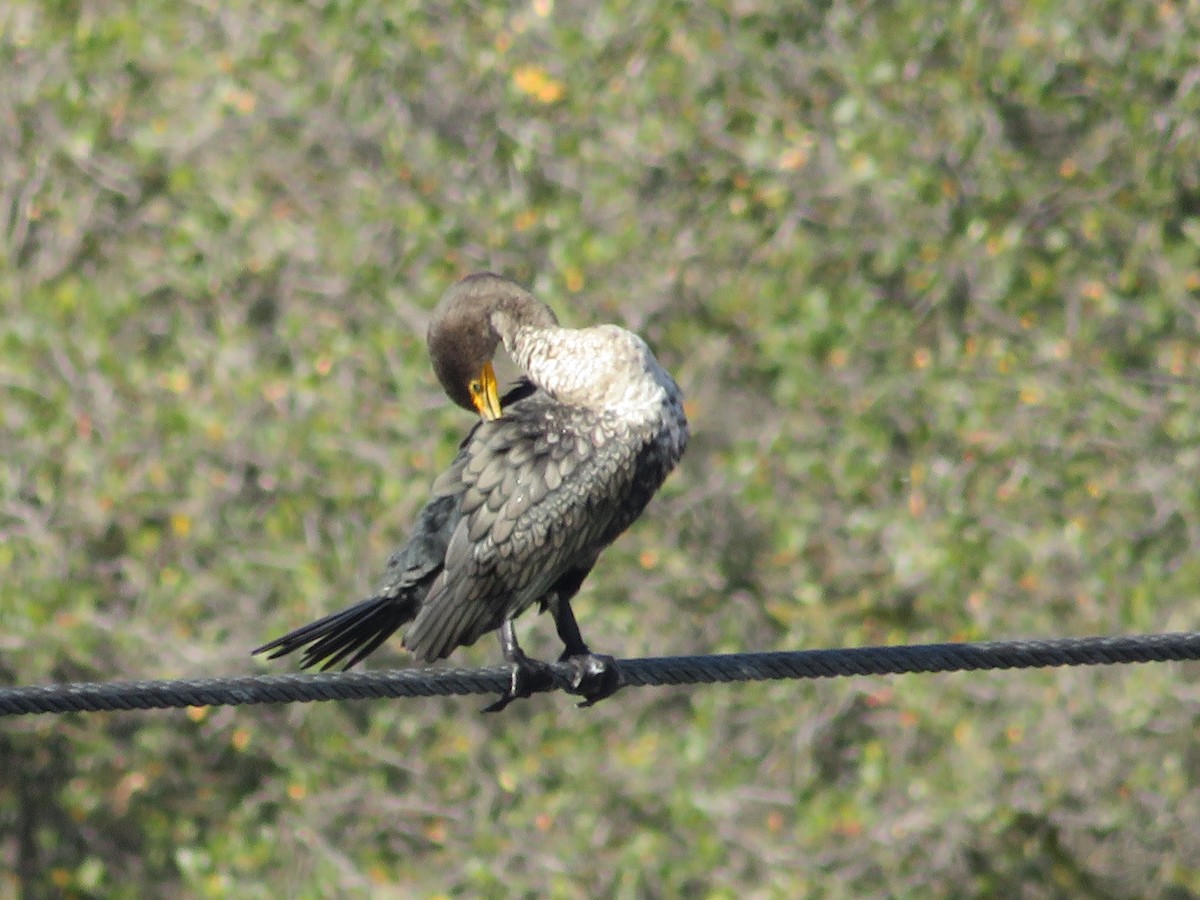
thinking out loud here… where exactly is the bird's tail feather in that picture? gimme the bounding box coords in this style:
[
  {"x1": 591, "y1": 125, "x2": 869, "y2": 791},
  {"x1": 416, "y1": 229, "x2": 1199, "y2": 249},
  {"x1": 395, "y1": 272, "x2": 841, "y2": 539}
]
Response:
[{"x1": 252, "y1": 593, "x2": 419, "y2": 671}]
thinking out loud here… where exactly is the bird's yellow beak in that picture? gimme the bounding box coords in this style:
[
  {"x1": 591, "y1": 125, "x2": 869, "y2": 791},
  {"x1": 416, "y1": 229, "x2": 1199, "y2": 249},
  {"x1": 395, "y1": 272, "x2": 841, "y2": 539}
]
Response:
[{"x1": 468, "y1": 361, "x2": 503, "y2": 421}]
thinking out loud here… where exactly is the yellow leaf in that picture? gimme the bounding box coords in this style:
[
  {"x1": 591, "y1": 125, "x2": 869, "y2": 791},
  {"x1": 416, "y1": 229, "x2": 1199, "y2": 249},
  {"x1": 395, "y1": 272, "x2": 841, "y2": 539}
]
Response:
[{"x1": 513, "y1": 65, "x2": 564, "y2": 103}]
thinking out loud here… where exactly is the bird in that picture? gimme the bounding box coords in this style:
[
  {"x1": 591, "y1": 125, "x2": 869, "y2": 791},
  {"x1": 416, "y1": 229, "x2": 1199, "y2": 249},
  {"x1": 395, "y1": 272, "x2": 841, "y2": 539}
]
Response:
[{"x1": 253, "y1": 272, "x2": 688, "y2": 711}]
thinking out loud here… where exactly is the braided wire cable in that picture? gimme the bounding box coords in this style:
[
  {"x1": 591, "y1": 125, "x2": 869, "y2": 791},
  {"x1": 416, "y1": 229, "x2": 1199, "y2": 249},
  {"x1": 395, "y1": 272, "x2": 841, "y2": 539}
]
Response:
[{"x1": 3, "y1": 631, "x2": 1199, "y2": 716}]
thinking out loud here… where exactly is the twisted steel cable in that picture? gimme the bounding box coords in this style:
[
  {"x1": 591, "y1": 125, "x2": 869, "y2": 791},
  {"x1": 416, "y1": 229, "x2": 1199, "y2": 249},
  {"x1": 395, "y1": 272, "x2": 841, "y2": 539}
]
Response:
[{"x1": 3, "y1": 632, "x2": 1199, "y2": 717}]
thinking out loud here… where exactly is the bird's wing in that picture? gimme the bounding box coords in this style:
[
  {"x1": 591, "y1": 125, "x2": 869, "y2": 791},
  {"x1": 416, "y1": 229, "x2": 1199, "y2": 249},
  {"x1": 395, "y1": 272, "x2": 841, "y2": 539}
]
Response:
[
  {"x1": 403, "y1": 401, "x2": 642, "y2": 660},
  {"x1": 254, "y1": 380, "x2": 550, "y2": 670},
  {"x1": 354, "y1": 378, "x2": 543, "y2": 602}
]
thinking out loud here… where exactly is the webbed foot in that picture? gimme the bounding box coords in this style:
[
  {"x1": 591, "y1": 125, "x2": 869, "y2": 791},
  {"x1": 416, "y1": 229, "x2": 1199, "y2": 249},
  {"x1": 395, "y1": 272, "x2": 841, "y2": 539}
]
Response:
[
  {"x1": 561, "y1": 652, "x2": 621, "y2": 708},
  {"x1": 481, "y1": 653, "x2": 555, "y2": 713}
]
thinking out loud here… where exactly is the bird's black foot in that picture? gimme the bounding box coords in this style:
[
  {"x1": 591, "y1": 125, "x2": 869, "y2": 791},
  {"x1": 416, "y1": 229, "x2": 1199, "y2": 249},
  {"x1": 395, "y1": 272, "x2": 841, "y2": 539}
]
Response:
[
  {"x1": 561, "y1": 653, "x2": 621, "y2": 708},
  {"x1": 481, "y1": 653, "x2": 555, "y2": 713}
]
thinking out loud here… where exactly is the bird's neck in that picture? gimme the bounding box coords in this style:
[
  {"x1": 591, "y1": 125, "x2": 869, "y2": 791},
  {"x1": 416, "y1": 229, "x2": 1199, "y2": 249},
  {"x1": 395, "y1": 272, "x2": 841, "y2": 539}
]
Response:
[{"x1": 504, "y1": 323, "x2": 679, "y2": 428}]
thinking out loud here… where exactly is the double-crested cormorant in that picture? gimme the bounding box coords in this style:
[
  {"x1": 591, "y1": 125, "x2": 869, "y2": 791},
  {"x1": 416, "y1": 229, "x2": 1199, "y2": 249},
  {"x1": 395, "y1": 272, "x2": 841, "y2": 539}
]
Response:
[{"x1": 253, "y1": 273, "x2": 688, "y2": 710}]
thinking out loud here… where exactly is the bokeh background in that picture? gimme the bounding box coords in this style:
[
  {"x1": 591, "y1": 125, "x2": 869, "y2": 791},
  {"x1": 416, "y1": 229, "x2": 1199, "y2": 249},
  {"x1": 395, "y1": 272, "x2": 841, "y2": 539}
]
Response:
[{"x1": 4, "y1": 1, "x2": 1200, "y2": 896}]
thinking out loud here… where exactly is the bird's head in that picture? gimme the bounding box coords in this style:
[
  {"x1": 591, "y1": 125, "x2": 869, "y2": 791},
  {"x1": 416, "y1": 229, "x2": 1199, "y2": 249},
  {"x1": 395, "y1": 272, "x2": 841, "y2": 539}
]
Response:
[{"x1": 427, "y1": 272, "x2": 558, "y2": 419}]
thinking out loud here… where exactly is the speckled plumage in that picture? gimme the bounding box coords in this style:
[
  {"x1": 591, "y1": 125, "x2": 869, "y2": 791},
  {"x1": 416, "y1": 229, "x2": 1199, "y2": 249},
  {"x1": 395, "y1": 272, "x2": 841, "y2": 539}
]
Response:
[
  {"x1": 405, "y1": 387, "x2": 684, "y2": 659},
  {"x1": 255, "y1": 273, "x2": 687, "y2": 703}
]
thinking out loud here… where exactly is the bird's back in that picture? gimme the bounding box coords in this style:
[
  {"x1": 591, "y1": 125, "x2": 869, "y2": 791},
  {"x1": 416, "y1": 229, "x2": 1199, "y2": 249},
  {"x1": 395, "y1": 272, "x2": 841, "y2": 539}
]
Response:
[{"x1": 404, "y1": 384, "x2": 684, "y2": 661}]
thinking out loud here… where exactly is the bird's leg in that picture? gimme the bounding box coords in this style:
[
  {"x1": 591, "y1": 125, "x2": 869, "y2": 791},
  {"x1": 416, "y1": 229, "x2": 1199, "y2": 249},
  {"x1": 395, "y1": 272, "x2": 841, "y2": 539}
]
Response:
[
  {"x1": 481, "y1": 620, "x2": 555, "y2": 713},
  {"x1": 552, "y1": 597, "x2": 621, "y2": 708}
]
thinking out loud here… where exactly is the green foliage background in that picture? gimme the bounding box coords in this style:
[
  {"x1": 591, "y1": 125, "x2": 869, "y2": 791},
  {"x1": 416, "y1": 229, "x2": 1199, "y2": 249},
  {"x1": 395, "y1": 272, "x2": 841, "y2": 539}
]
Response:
[{"x1": 3, "y1": 0, "x2": 1200, "y2": 895}]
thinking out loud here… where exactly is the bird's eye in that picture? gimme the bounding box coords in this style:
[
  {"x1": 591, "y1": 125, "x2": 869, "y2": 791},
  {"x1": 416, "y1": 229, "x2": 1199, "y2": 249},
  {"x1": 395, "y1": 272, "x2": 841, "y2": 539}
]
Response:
[{"x1": 469, "y1": 380, "x2": 482, "y2": 395}]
